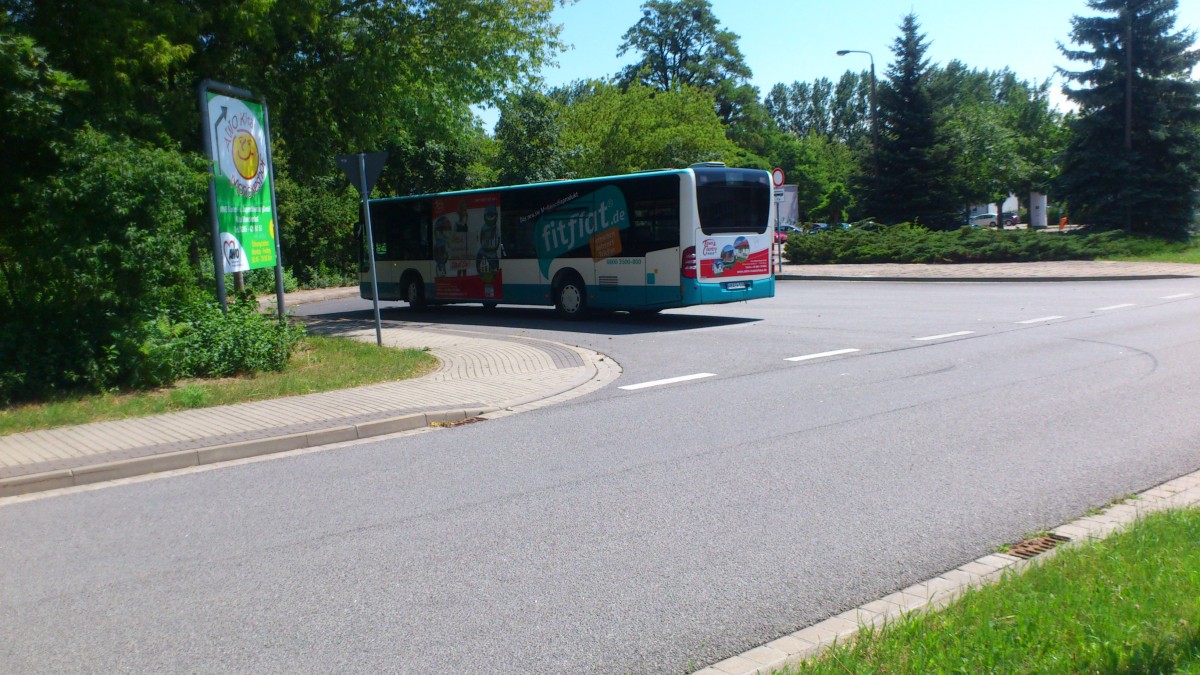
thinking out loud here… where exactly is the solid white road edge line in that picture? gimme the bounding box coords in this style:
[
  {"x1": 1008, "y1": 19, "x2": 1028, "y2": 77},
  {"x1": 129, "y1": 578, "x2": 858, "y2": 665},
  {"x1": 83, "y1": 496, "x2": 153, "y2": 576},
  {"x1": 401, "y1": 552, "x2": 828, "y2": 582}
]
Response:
[
  {"x1": 619, "y1": 373, "x2": 716, "y2": 391},
  {"x1": 913, "y1": 331, "x2": 975, "y2": 341},
  {"x1": 784, "y1": 348, "x2": 861, "y2": 362},
  {"x1": 1095, "y1": 303, "x2": 1136, "y2": 311},
  {"x1": 1016, "y1": 315, "x2": 1065, "y2": 324}
]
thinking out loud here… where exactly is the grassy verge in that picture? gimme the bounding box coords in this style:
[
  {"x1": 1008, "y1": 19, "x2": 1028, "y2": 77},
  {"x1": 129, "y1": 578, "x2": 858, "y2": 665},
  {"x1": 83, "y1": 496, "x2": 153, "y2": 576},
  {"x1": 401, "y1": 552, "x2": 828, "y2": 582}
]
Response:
[
  {"x1": 1099, "y1": 239, "x2": 1200, "y2": 263},
  {"x1": 0, "y1": 335, "x2": 437, "y2": 435},
  {"x1": 784, "y1": 507, "x2": 1200, "y2": 674}
]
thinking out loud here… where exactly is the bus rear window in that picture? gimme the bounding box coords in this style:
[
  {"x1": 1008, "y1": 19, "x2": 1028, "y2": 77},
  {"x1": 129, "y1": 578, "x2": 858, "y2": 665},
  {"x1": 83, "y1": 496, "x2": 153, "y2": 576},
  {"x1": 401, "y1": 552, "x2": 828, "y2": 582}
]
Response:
[{"x1": 696, "y1": 170, "x2": 769, "y2": 235}]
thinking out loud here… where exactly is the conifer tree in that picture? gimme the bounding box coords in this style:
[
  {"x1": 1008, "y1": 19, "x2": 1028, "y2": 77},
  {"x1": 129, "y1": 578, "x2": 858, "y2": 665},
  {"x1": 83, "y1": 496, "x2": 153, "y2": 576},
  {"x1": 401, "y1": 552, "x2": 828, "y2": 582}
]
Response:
[
  {"x1": 864, "y1": 13, "x2": 961, "y2": 228},
  {"x1": 1058, "y1": 0, "x2": 1200, "y2": 237}
]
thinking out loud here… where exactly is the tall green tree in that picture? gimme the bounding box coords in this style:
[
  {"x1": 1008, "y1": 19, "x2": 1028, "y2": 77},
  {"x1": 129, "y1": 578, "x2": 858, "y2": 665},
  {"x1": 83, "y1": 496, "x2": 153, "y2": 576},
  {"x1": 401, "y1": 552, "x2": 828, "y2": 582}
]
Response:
[
  {"x1": 863, "y1": 13, "x2": 960, "y2": 228},
  {"x1": 1057, "y1": 0, "x2": 1200, "y2": 237},
  {"x1": 616, "y1": 0, "x2": 750, "y2": 92},
  {"x1": 494, "y1": 88, "x2": 575, "y2": 185},
  {"x1": 557, "y1": 82, "x2": 743, "y2": 176},
  {"x1": 615, "y1": 0, "x2": 768, "y2": 146},
  {"x1": 2, "y1": 0, "x2": 565, "y2": 182},
  {"x1": 0, "y1": 1, "x2": 566, "y2": 399}
]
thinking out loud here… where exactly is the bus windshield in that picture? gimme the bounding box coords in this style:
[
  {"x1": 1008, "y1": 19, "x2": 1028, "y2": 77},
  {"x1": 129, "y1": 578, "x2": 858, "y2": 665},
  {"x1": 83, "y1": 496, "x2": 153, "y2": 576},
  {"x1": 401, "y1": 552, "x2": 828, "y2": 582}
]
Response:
[{"x1": 695, "y1": 168, "x2": 770, "y2": 235}]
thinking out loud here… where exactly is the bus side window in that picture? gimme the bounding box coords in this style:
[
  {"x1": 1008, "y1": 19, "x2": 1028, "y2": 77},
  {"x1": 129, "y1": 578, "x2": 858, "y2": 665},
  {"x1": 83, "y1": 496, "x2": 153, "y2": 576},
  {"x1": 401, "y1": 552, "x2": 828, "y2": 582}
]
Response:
[
  {"x1": 617, "y1": 175, "x2": 680, "y2": 257},
  {"x1": 626, "y1": 197, "x2": 680, "y2": 256},
  {"x1": 502, "y1": 209, "x2": 538, "y2": 259},
  {"x1": 369, "y1": 203, "x2": 394, "y2": 261},
  {"x1": 396, "y1": 202, "x2": 430, "y2": 260}
]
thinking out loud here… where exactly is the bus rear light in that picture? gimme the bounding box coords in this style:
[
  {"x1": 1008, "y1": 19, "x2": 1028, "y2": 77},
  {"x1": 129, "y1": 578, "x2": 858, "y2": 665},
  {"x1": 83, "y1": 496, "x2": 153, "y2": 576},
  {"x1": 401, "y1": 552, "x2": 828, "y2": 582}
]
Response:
[{"x1": 681, "y1": 246, "x2": 697, "y2": 279}]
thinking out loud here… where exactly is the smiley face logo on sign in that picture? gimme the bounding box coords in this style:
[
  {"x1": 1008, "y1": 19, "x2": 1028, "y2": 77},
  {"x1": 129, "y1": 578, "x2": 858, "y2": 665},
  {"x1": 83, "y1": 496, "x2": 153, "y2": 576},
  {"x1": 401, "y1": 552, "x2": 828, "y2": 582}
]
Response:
[
  {"x1": 233, "y1": 132, "x2": 259, "y2": 181},
  {"x1": 212, "y1": 98, "x2": 267, "y2": 197}
]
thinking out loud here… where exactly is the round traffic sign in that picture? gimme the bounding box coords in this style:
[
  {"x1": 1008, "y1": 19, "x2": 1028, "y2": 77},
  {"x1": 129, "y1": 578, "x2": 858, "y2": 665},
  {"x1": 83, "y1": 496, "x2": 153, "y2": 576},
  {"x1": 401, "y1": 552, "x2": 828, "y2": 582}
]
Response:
[{"x1": 771, "y1": 167, "x2": 785, "y2": 187}]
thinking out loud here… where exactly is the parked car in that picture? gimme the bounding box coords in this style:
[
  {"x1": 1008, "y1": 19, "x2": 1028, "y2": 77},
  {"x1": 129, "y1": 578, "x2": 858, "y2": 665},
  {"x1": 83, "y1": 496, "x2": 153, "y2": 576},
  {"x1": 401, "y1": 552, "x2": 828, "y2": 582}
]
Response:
[
  {"x1": 1002, "y1": 212, "x2": 1020, "y2": 226},
  {"x1": 969, "y1": 212, "x2": 998, "y2": 227},
  {"x1": 774, "y1": 224, "x2": 803, "y2": 243}
]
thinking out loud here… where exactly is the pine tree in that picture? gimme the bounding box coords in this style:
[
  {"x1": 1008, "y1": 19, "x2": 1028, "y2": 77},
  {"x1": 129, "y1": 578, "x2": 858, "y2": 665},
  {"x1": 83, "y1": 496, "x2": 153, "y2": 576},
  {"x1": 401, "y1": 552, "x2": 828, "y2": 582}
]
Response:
[
  {"x1": 863, "y1": 13, "x2": 961, "y2": 228},
  {"x1": 1057, "y1": 0, "x2": 1200, "y2": 237}
]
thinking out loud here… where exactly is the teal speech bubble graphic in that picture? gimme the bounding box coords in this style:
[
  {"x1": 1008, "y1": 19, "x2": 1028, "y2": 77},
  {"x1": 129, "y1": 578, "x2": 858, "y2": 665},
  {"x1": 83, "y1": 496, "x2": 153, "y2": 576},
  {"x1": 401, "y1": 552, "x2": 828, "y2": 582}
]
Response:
[{"x1": 535, "y1": 186, "x2": 628, "y2": 278}]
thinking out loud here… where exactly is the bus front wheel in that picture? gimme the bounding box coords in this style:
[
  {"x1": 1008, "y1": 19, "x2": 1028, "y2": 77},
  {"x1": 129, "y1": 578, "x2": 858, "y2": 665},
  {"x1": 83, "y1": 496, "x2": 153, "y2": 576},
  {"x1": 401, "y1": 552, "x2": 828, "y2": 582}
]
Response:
[{"x1": 554, "y1": 275, "x2": 587, "y2": 320}]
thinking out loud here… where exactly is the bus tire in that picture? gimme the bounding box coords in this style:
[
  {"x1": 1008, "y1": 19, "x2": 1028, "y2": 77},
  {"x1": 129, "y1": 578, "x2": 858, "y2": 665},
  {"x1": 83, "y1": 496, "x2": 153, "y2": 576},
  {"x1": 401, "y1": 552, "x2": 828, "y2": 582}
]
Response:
[
  {"x1": 403, "y1": 273, "x2": 427, "y2": 311},
  {"x1": 553, "y1": 272, "x2": 587, "y2": 320}
]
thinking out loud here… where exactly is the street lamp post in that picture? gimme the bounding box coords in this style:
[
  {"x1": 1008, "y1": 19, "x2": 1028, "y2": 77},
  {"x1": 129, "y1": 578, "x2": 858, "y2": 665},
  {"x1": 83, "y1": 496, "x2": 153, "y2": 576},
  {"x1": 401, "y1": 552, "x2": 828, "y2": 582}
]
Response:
[{"x1": 837, "y1": 49, "x2": 879, "y2": 181}]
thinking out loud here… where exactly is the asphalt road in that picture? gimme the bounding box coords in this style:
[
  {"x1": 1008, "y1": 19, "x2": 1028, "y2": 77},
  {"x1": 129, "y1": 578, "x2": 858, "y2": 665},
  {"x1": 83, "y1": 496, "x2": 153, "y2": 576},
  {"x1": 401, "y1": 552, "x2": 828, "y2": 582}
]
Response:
[{"x1": 3, "y1": 279, "x2": 1199, "y2": 673}]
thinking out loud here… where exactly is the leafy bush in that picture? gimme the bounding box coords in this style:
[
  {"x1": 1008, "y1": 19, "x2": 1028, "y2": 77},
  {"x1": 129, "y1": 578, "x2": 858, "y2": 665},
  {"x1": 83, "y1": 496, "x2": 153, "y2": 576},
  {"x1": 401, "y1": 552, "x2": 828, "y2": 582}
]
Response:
[
  {"x1": 783, "y1": 224, "x2": 1183, "y2": 264},
  {"x1": 145, "y1": 293, "x2": 307, "y2": 381},
  {"x1": 240, "y1": 267, "x2": 299, "y2": 295},
  {"x1": 0, "y1": 128, "x2": 206, "y2": 404},
  {"x1": 300, "y1": 263, "x2": 358, "y2": 289},
  {"x1": 0, "y1": 128, "x2": 307, "y2": 406},
  {"x1": 273, "y1": 169, "x2": 360, "y2": 286}
]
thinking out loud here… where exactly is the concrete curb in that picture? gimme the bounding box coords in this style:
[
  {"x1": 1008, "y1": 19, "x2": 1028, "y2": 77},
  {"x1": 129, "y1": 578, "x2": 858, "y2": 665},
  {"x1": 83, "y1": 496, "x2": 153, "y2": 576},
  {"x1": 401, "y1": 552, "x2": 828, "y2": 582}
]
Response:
[
  {"x1": 693, "y1": 467, "x2": 1200, "y2": 675},
  {"x1": 0, "y1": 407, "x2": 496, "y2": 498}
]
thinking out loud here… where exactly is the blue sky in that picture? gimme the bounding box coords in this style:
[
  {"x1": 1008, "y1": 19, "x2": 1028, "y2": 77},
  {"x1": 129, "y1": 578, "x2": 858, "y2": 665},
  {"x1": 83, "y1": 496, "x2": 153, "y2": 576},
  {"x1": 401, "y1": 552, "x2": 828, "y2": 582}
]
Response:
[{"x1": 478, "y1": 0, "x2": 1200, "y2": 128}]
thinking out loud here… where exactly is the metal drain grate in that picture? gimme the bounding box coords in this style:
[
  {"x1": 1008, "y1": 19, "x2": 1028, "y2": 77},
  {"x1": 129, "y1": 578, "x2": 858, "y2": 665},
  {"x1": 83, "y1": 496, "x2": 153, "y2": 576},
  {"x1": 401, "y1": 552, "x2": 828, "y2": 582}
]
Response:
[
  {"x1": 430, "y1": 417, "x2": 485, "y2": 428},
  {"x1": 1007, "y1": 533, "x2": 1071, "y2": 559}
]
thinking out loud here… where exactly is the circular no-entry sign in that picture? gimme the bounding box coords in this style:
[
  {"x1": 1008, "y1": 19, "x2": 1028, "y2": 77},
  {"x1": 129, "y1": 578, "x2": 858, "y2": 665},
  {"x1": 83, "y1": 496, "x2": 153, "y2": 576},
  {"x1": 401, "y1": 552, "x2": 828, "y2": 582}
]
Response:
[{"x1": 771, "y1": 167, "x2": 785, "y2": 187}]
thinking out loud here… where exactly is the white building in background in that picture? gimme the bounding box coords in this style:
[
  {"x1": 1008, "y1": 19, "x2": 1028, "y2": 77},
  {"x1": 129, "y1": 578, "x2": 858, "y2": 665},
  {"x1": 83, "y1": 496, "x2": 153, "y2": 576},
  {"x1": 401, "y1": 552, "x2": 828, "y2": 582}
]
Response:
[{"x1": 968, "y1": 195, "x2": 1019, "y2": 218}]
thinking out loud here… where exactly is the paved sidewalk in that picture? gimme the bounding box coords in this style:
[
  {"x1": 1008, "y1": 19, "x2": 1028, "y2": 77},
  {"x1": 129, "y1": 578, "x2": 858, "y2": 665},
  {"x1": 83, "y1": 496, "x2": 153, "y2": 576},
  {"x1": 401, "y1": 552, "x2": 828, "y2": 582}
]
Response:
[
  {"x1": 0, "y1": 319, "x2": 620, "y2": 497},
  {"x1": 4, "y1": 259, "x2": 1198, "y2": 498}
]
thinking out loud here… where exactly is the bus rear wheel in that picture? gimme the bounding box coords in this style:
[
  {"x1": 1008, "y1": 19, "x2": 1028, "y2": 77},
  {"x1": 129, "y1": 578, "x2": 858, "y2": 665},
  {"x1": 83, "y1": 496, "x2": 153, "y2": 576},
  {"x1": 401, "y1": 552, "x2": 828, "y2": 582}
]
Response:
[
  {"x1": 404, "y1": 275, "x2": 427, "y2": 311},
  {"x1": 554, "y1": 275, "x2": 587, "y2": 320}
]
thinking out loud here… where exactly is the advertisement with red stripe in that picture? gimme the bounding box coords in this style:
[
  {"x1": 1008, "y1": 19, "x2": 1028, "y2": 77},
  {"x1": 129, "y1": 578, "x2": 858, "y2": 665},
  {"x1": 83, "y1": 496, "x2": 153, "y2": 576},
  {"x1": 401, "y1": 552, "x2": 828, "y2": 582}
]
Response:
[{"x1": 698, "y1": 235, "x2": 771, "y2": 279}]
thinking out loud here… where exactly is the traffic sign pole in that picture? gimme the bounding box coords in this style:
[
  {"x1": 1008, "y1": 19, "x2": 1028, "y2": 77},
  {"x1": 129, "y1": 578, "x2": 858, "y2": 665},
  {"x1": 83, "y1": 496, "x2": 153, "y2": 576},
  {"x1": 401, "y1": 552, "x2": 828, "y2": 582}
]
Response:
[{"x1": 771, "y1": 169, "x2": 785, "y2": 274}]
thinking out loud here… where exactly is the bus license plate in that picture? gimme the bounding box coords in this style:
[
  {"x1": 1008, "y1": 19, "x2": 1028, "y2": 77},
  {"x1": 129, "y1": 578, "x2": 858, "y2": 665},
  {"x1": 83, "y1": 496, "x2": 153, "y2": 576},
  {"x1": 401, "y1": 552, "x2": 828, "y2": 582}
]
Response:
[{"x1": 725, "y1": 281, "x2": 747, "y2": 290}]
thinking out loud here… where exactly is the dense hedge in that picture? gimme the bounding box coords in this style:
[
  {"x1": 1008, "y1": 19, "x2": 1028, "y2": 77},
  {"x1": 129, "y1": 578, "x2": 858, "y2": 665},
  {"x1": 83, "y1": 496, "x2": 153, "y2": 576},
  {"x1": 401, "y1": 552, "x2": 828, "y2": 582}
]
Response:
[
  {"x1": 0, "y1": 128, "x2": 305, "y2": 405},
  {"x1": 783, "y1": 224, "x2": 1168, "y2": 264}
]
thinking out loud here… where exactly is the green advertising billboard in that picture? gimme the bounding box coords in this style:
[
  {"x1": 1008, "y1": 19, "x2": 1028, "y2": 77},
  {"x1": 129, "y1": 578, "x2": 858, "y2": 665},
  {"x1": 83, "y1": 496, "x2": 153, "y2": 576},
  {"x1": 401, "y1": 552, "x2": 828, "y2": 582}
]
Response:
[{"x1": 204, "y1": 92, "x2": 278, "y2": 273}]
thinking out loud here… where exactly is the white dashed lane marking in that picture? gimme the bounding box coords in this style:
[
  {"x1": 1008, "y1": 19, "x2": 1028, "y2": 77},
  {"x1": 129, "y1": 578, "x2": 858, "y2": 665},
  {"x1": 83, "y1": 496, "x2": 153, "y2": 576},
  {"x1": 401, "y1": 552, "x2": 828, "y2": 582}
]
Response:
[
  {"x1": 785, "y1": 348, "x2": 861, "y2": 362},
  {"x1": 1016, "y1": 315, "x2": 1064, "y2": 324},
  {"x1": 1095, "y1": 303, "x2": 1136, "y2": 311},
  {"x1": 619, "y1": 373, "x2": 716, "y2": 391},
  {"x1": 913, "y1": 331, "x2": 975, "y2": 341},
  {"x1": 1161, "y1": 293, "x2": 1194, "y2": 300}
]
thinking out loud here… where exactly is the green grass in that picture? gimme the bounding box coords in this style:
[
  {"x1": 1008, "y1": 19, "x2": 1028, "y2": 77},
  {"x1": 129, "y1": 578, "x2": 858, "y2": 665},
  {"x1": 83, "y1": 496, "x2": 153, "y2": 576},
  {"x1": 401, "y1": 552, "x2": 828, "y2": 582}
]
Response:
[
  {"x1": 1098, "y1": 237, "x2": 1200, "y2": 263},
  {"x1": 783, "y1": 507, "x2": 1200, "y2": 674},
  {"x1": 0, "y1": 335, "x2": 437, "y2": 435}
]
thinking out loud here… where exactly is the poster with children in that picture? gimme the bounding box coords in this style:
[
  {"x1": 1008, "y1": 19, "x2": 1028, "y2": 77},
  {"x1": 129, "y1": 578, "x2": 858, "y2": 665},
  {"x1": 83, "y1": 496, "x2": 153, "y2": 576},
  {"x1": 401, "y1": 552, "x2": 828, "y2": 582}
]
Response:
[{"x1": 431, "y1": 193, "x2": 502, "y2": 300}]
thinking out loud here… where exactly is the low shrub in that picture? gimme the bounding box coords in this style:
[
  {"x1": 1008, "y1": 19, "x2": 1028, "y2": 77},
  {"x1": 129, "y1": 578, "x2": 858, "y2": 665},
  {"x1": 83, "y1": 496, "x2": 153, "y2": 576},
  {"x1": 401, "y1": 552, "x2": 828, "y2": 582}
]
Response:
[
  {"x1": 144, "y1": 293, "x2": 307, "y2": 382},
  {"x1": 300, "y1": 263, "x2": 358, "y2": 289},
  {"x1": 240, "y1": 267, "x2": 299, "y2": 295},
  {"x1": 784, "y1": 224, "x2": 1189, "y2": 264}
]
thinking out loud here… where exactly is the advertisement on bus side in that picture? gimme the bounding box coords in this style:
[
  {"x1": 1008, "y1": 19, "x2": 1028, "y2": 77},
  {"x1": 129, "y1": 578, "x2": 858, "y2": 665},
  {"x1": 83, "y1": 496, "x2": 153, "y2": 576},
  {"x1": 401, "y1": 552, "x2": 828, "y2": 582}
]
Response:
[{"x1": 431, "y1": 193, "x2": 503, "y2": 300}]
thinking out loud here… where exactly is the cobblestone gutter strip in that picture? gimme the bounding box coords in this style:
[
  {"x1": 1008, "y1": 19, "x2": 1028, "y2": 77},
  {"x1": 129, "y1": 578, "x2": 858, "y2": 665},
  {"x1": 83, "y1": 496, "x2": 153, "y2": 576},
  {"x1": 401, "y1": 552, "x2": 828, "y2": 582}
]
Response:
[{"x1": 693, "y1": 467, "x2": 1200, "y2": 675}]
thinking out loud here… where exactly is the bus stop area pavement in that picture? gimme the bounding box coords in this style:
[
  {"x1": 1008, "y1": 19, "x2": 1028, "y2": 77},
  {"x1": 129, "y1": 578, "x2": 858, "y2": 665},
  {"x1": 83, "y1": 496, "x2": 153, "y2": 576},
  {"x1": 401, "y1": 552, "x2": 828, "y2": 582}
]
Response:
[
  {"x1": 3, "y1": 260, "x2": 1200, "y2": 673},
  {"x1": 5, "y1": 260, "x2": 1199, "y2": 500}
]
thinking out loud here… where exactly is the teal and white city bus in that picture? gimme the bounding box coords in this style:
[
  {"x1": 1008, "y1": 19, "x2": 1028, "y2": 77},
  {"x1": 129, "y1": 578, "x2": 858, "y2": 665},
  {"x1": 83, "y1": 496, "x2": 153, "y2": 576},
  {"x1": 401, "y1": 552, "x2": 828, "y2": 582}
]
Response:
[{"x1": 360, "y1": 162, "x2": 774, "y2": 318}]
